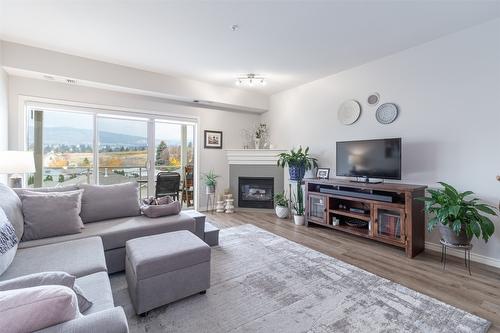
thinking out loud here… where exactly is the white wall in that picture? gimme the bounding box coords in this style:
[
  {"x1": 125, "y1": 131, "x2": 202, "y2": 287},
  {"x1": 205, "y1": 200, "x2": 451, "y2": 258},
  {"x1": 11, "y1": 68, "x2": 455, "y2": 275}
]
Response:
[
  {"x1": 8, "y1": 76, "x2": 261, "y2": 209},
  {"x1": 262, "y1": 19, "x2": 500, "y2": 263},
  {"x1": 0, "y1": 42, "x2": 9, "y2": 184}
]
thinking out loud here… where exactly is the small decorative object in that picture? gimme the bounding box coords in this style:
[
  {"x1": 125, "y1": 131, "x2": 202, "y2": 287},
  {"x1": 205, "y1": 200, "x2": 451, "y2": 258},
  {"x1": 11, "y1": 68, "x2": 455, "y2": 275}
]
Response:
[
  {"x1": 375, "y1": 103, "x2": 399, "y2": 124},
  {"x1": 338, "y1": 100, "x2": 361, "y2": 125},
  {"x1": 216, "y1": 196, "x2": 225, "y2": 213},
  {"x1": 274, "y1": 192, "x2": 289, "y2": 219},
  {"x1": 316, "y1": 168, "x2": 330, "y2": 179},
  {"x1": 345, "y1": 219, "x2": 368, "y2": 228},
  {"x1": 204, "y1": 130, "x2": 223, "y2": 149},
  {"x1": 225, "y1": 198, "x2": 234, "y2": 213},
  {"x1": 277, "y1": 146, "x2": 318, "y2": 181},
  {"x1": 418, "y1": 182, "x2": 497, "y2": 246},
  {"x1": 202, "y1": 170, "x2": 219, "y2": 194},
  {"x1": 332, "y1": 217, "x2": 340, "y2": 226},
  {"x1": 254, "y1": 123, "x2": 268, "y2": 149},
  {"x1": 367, "y1": 92, "x2": 380, "y2": 106}
]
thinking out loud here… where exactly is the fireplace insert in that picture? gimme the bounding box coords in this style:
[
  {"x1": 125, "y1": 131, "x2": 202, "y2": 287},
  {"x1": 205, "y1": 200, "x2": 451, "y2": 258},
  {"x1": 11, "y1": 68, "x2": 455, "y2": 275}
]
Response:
[{"x1": 238, "y1": 177, "x2": 274, "y2": 209}]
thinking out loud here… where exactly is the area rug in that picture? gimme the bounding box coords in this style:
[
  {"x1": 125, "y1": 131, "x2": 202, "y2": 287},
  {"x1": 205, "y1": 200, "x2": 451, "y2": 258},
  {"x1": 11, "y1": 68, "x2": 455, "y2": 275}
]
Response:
[{"x1": 110, "y1": 224, "x2": 490, "y2": 333}]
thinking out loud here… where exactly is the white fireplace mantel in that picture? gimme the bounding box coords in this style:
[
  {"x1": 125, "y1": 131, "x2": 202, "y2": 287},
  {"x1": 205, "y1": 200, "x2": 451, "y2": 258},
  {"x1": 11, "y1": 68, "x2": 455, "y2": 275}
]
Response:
[{"x1": 225, "y1": 149, "x2": 287, "y2": 165}]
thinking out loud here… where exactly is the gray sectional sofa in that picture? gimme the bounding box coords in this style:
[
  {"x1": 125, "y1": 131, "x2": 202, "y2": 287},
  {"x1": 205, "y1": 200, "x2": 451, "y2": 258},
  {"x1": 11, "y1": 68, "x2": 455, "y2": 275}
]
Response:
[{"x1": 0, "y1": 183, "x2": 206, "y2": 332}]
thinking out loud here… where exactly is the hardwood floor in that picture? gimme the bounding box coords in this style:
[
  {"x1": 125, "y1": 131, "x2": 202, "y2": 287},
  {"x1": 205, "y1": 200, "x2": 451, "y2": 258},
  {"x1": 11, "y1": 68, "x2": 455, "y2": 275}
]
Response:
[{"x1": 207, "y1": 211, "x2": 500, "y2": 332}]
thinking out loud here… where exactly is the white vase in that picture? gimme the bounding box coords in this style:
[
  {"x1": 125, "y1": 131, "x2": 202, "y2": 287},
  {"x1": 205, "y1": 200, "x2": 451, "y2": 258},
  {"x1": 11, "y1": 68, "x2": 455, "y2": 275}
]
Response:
[
  {"x1": 294, "y1": 215, "x2": 305, "y2": 226},
  {"x1": 216, "y1": 201, "x2": 225, "y2": 213},
  {"x1": 225, "y1": 199, "x2": 234, "y2": 213},
  {"x1": 254, "y1": 138, "x2": 261, "y2": 149},
  {"x1": 275, "y1": 205, "x2": 289, "y2": 219},
  {"x1": 206, "y1": 185, "x2": 215, "y2": 194}
]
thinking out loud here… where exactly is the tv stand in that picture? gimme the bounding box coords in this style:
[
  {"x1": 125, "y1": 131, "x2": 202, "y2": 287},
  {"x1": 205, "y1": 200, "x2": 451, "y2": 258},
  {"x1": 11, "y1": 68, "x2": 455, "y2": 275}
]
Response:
[{"x1": 305, "y1": 178, "x2": 427, "y2": 258}]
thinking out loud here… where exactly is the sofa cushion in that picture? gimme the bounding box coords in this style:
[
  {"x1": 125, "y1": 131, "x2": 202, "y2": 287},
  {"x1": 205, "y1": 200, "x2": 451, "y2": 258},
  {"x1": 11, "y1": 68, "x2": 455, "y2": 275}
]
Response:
[
  {"x1": 79, "y1": 182, "x2": 141, "y2": 223},
  {"x1": 0, "y1": 183, "x2": 24, "y2": 240},
  {"x1": 0, "y1": 271, "x2": 93, "y2": 313},
  {"x1": 19, "y1": 213, "x2": 196, "y2": 251},
  {"x1": 19, "y1": 190, "x2": 84, "y2": 241},
  {"x1": 75, "y1": 271, "x2": 114, "y2": 315},
  {"x1": 0, "y1": 208, "x2": 18, "y2": 276},
  {"x1": 0, "y1": 237, "x2": 107, "y2": 281},
  {"x1": 0, "y1": 285, "x2": 81, "y2": 332}
]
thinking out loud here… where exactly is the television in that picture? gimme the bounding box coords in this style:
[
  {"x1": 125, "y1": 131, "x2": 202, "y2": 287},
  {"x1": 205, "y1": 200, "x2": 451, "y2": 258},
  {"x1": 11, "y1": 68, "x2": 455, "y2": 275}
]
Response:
[{"x1": 336, "y1": 138, "x2": 401, "y2": 180}]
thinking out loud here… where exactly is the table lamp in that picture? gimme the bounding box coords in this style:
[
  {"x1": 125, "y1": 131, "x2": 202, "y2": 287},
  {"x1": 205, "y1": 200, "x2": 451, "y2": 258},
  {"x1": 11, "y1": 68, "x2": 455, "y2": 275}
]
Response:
[{"x1": 0, "y1": 151, "x2": 36, "y2": 188}]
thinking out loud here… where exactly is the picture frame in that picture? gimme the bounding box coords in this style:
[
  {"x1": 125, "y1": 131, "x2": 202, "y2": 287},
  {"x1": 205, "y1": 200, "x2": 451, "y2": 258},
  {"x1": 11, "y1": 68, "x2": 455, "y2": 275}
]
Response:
[
  {"x1": 204, "y1": 130, "x2": 223, "y2": 149},
  {"x1": 316, "y1": 168, "x2": 330, "y2": 179}
]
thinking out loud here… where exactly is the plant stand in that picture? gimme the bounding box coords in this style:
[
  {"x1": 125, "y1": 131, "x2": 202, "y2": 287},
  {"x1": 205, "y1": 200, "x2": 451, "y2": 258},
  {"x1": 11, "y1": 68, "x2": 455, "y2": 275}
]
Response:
[
  {"x1": 440, "y1": 239, "x2": 473, "y2": 275},
  {"x1": 205, "y1": 193, "x2": 215, "y2": 212}
]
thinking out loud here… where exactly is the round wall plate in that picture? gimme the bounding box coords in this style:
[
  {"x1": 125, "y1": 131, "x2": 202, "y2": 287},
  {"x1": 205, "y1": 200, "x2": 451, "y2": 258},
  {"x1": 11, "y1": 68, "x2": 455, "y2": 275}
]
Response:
[
  {"x1": 338, "y1": 100, "x2": 361, "y2": 125},
  {"x1": 367, "y1": 92, "x2": 380, "y2": 106},
  {"x1": 376, "y1": 103, "x2": 398, "y2": 124}
]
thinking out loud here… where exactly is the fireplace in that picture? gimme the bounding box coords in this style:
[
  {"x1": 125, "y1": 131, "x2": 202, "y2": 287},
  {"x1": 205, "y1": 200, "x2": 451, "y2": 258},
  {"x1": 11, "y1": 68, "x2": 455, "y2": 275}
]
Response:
[{"x1": 238, "y1": 177, "x2": 274, "y2": 209}]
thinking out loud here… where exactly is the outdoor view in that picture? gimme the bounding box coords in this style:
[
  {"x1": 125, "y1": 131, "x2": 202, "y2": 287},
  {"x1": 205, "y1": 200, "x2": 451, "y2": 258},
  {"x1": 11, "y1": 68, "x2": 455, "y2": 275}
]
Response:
[{"x1": 27, "y1": 109, "x2": 195, "y2": 200}]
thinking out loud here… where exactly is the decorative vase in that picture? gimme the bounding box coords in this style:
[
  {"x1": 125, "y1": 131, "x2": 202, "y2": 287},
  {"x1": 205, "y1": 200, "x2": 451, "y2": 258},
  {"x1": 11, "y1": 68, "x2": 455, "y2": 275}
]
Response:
[
  {"x1": 293, "y1": 215, "x2": 305, "y2": 226},
  {"x1": 225, "y1": 198, "x2": 234, "y2": 213},
  {"x1": 438, "y1": 222, "x2": 472, "y2": 245},
  {"x1": 254, "y1": 138, "x2": 261, "y2": 149},
  {"x1": 289, "y1": 165, "x2": 305, "y2": 181},
  {"x1": 206, "y1": 185, "x2": 215, "y2": 194},
  {"x1": 216, "y1": 201, "x2": 225, "y2": 213},
  {"x1": 275, "y1": 205, "x2": 289, "y2": 219}
]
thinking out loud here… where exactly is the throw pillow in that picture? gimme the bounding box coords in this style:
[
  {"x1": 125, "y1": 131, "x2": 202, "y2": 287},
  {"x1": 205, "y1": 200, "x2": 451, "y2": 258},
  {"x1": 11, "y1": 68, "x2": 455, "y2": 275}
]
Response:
[
  {"x1": 0, "y1": 285, "x2": 81, "y2": 332},
  {"x1": 20, "y1": 189, "x2": 84, "y2": 241},
  {"x1": 0, "y1": 271, "x2": 93, "y2": 313},
  {"x1": 0, "y1": 208, "x2": 18, "y2": 276},
  {"x1": 0, "y1": 183, "x2": 24, "y2": 242},
  {"x1": 79, "y1": 182, "x2": 141, "y2": 223},
  {"x1": 141, "y1": 200, "x2": 181, "y2": 218},
  {"x1": 14, "y1": 184, "x2": 79, "y2": 197}
]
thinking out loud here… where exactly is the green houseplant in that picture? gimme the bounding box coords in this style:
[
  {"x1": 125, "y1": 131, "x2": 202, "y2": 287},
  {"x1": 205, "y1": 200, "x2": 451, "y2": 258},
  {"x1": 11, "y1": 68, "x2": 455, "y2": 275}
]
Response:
[
  {"x1": 274, "y1": 192, "x2": 289, "y2": 219},
  {"x1": 277, "y1": 146, "x2": 317, "y2": 225},
  {"x1": 202, "y1": 170, "x2": 219, "y2": 194},
  {"x1": 420, "y1": 182, "x2": 497, "y2": 245}
]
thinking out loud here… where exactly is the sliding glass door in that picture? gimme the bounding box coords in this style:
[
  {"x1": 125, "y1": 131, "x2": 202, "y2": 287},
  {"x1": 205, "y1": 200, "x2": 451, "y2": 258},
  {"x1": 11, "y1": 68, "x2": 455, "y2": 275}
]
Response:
[{"x1": 25, "y1": 105, "x2": 197, "y2": 208}]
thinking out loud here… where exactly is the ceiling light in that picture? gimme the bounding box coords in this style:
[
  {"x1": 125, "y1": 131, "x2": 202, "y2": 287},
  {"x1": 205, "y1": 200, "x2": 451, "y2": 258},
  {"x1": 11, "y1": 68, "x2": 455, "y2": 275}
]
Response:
[
  {"x1": 231, "y1": 24, "x2": 239, "y2": 32},
  {"x1": 235, "y1": 74, "x2": 266, "y2": 87}
]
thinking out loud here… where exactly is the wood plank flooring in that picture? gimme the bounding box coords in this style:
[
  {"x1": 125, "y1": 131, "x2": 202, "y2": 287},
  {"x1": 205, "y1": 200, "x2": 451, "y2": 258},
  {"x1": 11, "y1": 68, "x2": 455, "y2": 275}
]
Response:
[{"x1": 206, "y1": 211, "x2": 500, "y2": 332}]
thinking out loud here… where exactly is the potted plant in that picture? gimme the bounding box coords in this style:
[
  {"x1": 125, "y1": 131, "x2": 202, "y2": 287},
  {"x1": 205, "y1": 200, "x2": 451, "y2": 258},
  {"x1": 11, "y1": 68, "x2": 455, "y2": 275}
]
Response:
[
  {"x1": 202, "y1": 170, "x2": 219, "y2": 194},
  {"x1": 420, "y1": 182, "x2": 497, "y2": 245},
  {"x1": 277, "y1": 146, "x2": 318, "y2": 181},
  {"x1": 274, "y1": 192, "x2": 289, "y2": 219}
]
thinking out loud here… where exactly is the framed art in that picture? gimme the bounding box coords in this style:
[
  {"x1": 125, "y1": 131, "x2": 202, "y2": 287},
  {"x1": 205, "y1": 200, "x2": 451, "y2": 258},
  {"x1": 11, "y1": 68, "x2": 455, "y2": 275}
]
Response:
[
  {"x1": 316, "y1": 168, "x2": 330, "y2": 179},
  {"x1": 204, "y1": 130, "x2": 223, "y2": 149}
]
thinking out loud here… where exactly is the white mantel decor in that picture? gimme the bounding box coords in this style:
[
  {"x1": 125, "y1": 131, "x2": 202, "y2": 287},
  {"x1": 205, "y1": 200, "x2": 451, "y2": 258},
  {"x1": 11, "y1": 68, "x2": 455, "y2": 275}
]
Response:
[{"x1": 225, "y1": 149, "x2": 286, "y2": 165}]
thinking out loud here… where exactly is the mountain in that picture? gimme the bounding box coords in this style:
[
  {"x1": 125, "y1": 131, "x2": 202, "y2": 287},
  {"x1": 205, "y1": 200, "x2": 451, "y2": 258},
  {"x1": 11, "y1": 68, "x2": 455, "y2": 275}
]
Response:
[{"x1": 28, "y1": 126, "x2": 181, "y2": 147}]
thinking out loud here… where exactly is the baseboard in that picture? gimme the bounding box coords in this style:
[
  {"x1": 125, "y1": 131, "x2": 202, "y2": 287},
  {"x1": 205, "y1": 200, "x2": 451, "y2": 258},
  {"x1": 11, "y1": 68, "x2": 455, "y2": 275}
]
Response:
[{"x1": 425, "y1": 241, "x2": 500, "y2": 269}]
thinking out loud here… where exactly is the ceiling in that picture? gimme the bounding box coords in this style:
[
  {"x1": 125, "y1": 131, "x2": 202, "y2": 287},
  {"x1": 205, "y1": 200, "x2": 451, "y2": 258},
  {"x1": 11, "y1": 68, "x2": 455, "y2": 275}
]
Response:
[{"x1": 1, "y1": 1, "x2": 499, "y2": 95}]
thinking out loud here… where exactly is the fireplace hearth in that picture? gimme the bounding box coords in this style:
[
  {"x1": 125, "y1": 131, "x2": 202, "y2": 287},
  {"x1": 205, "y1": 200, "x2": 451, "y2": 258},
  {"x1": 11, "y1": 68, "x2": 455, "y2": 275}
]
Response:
[{"x1": 238, "y1": 177, "x2": 274, "y2": 209}]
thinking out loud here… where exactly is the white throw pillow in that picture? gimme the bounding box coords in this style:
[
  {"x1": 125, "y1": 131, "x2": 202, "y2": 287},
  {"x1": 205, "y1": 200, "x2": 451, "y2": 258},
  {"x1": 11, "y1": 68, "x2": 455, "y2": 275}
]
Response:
[
  {"x1": 0, "y1": 208, "x2": 18, "y2": 276},
  {"x1": 0, "y1": 285, "x2": 81, "y2": 332}
]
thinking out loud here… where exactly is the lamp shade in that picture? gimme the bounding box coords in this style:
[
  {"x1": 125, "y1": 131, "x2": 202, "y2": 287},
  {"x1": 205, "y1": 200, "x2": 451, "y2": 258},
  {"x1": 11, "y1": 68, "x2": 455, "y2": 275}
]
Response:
[{"x1": 0, "y1": 151, "x2": 36, "y2": 174}]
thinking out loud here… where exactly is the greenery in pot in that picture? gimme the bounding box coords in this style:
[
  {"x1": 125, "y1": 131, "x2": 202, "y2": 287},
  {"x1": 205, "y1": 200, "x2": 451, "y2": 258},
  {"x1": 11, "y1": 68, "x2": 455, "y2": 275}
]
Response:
[
  {"x1": 277, "y1": 146, "x2": 318, "y2": 181},
  {"x1": 274, "y1": 192, "x2": 288, "y2": 207},
  {"x1": 419, "y1": 182, "x2": 497, "y2": 244},
  {"x1": 202, "y1": 170, "x2": 219, "y2": 194}
]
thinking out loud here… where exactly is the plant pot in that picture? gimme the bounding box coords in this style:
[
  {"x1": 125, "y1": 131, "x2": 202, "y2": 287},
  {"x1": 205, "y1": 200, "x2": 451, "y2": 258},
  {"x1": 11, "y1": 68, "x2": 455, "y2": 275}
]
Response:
[
  {"x1": 289, "y1": 165, "x2": 305, "y2": 181},
  {"x1": 294, "y1": 215, "x2": 305, "y2": 226},
  {"x1": 275, "y1": 205, "x2": 289, "y2": 219},
  {"x1": 206, "y1": 185, "x2": 215, "y2": 194},
  {"x1": 438, "y1": 222, "x2": 473, "y2": 245}
]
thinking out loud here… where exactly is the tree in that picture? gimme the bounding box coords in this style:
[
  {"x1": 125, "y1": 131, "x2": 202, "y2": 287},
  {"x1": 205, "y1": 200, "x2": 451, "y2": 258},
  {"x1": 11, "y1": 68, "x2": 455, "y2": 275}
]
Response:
[
  {"x1": 58, "y1": 174, "x2": 65, "y2": 183},
  {"x1": 156, "y1": 141, "x2": 169, "y2": 165}
]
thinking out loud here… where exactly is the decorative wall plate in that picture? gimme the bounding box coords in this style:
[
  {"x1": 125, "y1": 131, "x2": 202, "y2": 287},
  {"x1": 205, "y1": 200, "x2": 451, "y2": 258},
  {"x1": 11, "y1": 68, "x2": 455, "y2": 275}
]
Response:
[
  {"x1": 338, "y1": 100, "x2": 361, "y2": 125},
  {"x1": 367, "y1": 92, "x2": 380, "y2": 106},
  {"x1": 376, "y1": 103, "x2": 398, "y2": 124}
]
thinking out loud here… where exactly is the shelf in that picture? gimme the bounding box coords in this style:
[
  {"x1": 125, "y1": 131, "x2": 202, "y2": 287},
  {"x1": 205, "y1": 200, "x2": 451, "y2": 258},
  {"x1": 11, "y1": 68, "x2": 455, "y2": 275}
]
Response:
[
  {"x1": 330, "y1": 223, "x2": 370, "y2": 238},
  {"x1": 330, "y1": 209, "x2": 371, "y2": 221}
]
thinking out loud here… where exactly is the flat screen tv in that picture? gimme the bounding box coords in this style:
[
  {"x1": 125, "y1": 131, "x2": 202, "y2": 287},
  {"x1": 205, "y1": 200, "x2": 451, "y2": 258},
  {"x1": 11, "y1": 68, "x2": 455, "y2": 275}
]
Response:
[{"x1": 336, "y1": 138, "x2": 401, "y2": 180}]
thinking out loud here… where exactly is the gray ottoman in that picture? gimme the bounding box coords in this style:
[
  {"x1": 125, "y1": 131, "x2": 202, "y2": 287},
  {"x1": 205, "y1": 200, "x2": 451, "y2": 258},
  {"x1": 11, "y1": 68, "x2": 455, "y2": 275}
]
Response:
[{"x1": 125, "y1": 231, "x2": 211, "y2": 315}]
